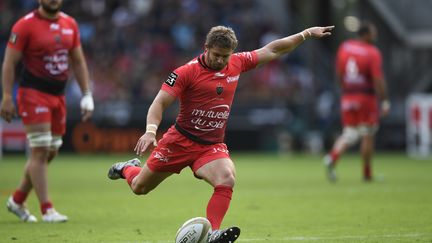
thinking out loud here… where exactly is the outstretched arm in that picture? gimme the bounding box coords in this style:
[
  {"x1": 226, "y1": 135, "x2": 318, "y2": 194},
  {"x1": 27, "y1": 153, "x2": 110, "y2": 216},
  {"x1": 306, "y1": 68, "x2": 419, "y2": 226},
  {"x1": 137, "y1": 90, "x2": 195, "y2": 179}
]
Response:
[{"x1": 255, "y1": 26, "x2": 334, "y2": 66}]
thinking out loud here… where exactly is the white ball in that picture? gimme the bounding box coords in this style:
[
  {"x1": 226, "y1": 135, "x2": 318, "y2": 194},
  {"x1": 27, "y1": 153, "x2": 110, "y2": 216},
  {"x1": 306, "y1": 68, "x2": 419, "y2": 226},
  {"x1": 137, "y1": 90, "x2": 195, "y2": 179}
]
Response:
[{"x1": 175, "y1": 217, "x2": 212, "y2": 243}]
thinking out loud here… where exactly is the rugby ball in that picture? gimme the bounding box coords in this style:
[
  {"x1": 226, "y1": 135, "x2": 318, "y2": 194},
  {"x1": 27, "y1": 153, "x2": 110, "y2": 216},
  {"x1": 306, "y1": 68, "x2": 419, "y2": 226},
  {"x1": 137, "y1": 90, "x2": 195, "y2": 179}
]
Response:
[{"x1": 175, "y1": 217, "x2": 212, "y2": 243}]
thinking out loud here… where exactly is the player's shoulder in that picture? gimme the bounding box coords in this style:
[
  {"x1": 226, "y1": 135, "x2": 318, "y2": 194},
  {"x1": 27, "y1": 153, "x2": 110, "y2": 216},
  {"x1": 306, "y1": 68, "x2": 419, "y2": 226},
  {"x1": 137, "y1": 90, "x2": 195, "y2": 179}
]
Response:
[
  {"x1": 185, "y1": 57, "x2": 200, "y2": 67},
  {"x1": 177, "y1": 57, "x2": 200, "y2": 73},
  {"x1": 15, "y1": 11, "x2": 36, "y2": 24},
  {"x1": 232, "y1": 51, "x2": 254, "y2": 60},
  {"x1": 231, "y1": 51, "x2": 256, "y2": 68},
  {"x1": 12, "y1": 11, "x2": 37, "y2": 31},
  {"x1": 22, "y1": 11, "x2": 35, "y2": 21},
  {"x1": 59, "y1": 12, "x2": 78, "y2": 23},
  {"x1": 59, "y1": 12, "x2": 73, "y2": 19},
  {"x1": 368, "y1": 44, "x2": 381, "y2": 54},
  {"x1": 340, "y1": 39, "x2": 376, "y2": 55},
  {"x1": 340, "y1": 39, "x2": 357, "y2": 49}
]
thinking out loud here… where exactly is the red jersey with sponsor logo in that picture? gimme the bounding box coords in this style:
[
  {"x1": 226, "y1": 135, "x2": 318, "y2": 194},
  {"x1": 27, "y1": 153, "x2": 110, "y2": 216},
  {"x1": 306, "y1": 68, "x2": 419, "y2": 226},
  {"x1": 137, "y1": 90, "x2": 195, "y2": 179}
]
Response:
[
  {"x1": 161, "y1": 51, "x2": 258, "y2": 143},
  {"x1": 336, "y1": 40, "x2": 383, "y2": 96},
  {"x1": 7, "y1": 10, "x2": 81, "y2": 82}
]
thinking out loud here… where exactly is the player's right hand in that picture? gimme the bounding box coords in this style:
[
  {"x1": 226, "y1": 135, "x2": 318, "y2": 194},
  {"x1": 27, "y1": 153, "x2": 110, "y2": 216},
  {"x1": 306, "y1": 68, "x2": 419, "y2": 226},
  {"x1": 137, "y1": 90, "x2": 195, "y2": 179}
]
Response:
[
  {"x1": 381, "y1": 100, "x2": 391, "y2": 117},
  {"x1": 0, "y1": 98, "x2": 17, "y2": 123},
  {"x1": 134, "y1": 132, "x2": 158, "y2": 156},
  {"x1": 305, "y1": 26, "x2": 335, "y2": 39},
  {"x1": 80, "y1": 92, "x2": 94, "y2": 121}
]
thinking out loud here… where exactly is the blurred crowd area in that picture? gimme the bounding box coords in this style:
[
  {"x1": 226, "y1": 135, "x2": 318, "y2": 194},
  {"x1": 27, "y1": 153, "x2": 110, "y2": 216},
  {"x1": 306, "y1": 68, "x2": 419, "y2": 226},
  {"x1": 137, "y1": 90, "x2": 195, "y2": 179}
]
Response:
[
  {"x1": 0, "y1": 0, "x2": 337, "y2": 138},
  {"x1": 1, "y1": 0, "x2": 424, "y2": 152}
]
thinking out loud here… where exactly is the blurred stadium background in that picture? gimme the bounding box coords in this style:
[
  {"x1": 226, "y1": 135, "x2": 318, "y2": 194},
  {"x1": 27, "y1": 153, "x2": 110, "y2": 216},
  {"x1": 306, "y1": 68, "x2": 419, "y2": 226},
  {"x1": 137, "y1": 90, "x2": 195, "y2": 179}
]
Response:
[{"x1": 1, "y1": 0, "x2": 432, "y2": 156}]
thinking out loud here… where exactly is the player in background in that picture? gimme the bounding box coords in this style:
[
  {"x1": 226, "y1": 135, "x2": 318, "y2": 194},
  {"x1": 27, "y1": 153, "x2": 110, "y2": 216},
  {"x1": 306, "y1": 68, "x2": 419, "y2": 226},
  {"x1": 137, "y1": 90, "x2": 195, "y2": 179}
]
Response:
[
  {"x1": 323, "y1": 21, "x2": 390, "y2": 182},
  {"x1": 1, "y1": 0, "x2": 94, "y2": 222},
  {"x1": 108, "y1": 25, "x2": 334, "y2": 242}
]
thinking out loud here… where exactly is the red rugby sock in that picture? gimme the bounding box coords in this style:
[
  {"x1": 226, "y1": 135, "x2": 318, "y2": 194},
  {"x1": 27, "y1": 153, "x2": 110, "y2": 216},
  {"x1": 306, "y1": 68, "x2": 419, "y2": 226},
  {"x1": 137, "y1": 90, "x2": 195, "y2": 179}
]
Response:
[
  {"x1": 12, "y1": 189, "x2": 29, "y2": 205},
  {"x1": 41, "y1": 201, "x2": 53, "y2": 214},
  {"x1": 330, "y1": 150, "x2": 340, "y2": 164},
  {"x1": 206, "y1": 185, "x2": 233, "y2": 230},
  {"x1": 123, "y1": 166, "x2": 141, "y2": 186},
  {"x1": 364, "y1": 163, "x2": 372, "y2": 179}
]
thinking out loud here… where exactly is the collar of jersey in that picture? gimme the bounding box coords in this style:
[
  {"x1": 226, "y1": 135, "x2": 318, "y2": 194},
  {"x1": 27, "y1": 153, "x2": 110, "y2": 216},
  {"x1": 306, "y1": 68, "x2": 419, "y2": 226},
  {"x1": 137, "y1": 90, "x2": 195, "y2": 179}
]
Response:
[
  {"x1": 34, "y1": 10, "x2": 60, "y2": 22},
  {"x1": 198, "y1": 53, "x2": 212, "y2": 70}
]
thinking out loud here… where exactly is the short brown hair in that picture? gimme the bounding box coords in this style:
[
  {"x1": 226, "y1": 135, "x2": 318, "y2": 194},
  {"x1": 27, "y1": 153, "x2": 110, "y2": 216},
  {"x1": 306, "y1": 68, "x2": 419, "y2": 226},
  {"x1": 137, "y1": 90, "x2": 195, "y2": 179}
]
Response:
[{"x1": 205, "y1": 26, "x2": 238, "y2": 50}]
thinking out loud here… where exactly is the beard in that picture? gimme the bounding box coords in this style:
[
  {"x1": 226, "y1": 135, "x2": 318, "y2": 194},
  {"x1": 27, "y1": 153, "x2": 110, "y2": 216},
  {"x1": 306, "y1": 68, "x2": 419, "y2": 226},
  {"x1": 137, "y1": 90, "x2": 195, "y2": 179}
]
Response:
[
  {"x1": 210, "y1": 63, "x2": 225, "y2": 71},
  {"x1": 40, "y1": 0, "x2": 62, "y2": 14},
  {"x1": 206, "y1": 57, "x2": 226, "y2": 70}
]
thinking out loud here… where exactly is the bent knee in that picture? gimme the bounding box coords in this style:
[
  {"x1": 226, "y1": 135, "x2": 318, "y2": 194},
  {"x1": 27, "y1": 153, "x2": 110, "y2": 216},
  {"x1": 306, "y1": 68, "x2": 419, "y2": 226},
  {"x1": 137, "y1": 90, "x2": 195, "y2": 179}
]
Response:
[
  {"x1": 131, "y1": 184, "x2": 153, "y2": 195},
  {"x1": 47, "y1": 150, "x2": 58, "y2": 163},
  {"x1": 131, "y1": 186, "x2": 146, "y2": 195},
  {"x1": 341, "y1": 127, "x2": 360, "y2": 146},
  {"x1": 29, "y1": 148, "x2": 51, "y2": 163},
  {"x1": 217, "y1": 171, "x2": 236, "y2": 188}
]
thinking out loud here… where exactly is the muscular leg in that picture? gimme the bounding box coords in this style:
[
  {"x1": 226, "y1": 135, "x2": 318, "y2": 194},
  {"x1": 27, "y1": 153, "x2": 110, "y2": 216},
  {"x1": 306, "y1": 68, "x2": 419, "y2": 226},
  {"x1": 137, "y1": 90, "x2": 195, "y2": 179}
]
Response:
[
  {"x1": 12, "y1": 124, "x2": 50, "y2": 202},
  {"x1": 16, "y1": 164, "x2": 33, "y2": 195},
  {"x1": 47, "y1": 149, "x2": 58, "y2": 163},
  {"x1": 16, "y1": 147, "x2": 58, "y2": 198},
  {"x1": 24, "y1": 124, "x2": 52, "y2": 205},
  {"x1": 329, "y1": 135, "x2": 349, "y2": 162},
  {"x1": 324, "y1": 126, "x2": 361, "y2": 182},
  {"x1": 195, "y1": 158, "x2": 236, "y2": 230},
  {"x1": 196, "y1": 158, "x2": 236, "y2": 187},
  {"x1": 128, "y1": 164, "x2": 173, "y2": 195},
  {"x1": 7, "y1": 123, "x2": 68, "y2": 222},
  {"x1": 26, "y1": 147, "x2": 51, "y2": 204},
  {"x1": 329, "y1": 126, "x2": 360, "y2": 165}
]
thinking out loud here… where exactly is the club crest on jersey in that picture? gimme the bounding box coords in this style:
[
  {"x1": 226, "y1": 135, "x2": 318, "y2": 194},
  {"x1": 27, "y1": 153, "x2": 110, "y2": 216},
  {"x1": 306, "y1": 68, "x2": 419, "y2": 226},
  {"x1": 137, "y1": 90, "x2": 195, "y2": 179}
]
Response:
[
  {"x1": 216, "y1": 86, "x2": 223, "y2": 95},
  {"x1": 9, "y1": 33, "x2": 17, "y2": 44},
  {"x1": 165, "y1": 72, "x2": 178, "y2": 87},
  {"x1": 54, "y1": 35, "x2": 61, "y2": 43}
]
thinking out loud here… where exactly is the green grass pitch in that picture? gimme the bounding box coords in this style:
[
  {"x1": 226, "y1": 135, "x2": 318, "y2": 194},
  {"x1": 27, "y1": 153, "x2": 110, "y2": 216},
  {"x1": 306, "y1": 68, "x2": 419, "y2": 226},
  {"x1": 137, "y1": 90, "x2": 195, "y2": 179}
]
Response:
[{"x1": 0, "y1": 152, "x2": 431, "y2": 242}]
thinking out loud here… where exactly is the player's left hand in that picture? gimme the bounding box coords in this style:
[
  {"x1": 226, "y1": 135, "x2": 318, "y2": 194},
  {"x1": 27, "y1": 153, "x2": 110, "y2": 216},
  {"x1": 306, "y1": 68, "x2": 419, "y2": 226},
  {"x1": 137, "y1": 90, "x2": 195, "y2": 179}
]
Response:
[
  {"x1": 134, "y1": 132, "x2": 158, "y2": 156},
  {"x1": 80, "y1": 92, "x2": 94, "y2": 121},
  {"x1": 304, "y1": 26, "x2": 335, "y2": 39}
]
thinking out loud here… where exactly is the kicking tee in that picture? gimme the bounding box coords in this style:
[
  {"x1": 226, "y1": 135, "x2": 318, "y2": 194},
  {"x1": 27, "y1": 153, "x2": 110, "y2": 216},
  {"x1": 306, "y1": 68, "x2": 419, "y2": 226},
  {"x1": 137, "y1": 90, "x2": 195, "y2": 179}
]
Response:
[{"x1": 161, "y1": 51, "x2": 258, "y2": 144}]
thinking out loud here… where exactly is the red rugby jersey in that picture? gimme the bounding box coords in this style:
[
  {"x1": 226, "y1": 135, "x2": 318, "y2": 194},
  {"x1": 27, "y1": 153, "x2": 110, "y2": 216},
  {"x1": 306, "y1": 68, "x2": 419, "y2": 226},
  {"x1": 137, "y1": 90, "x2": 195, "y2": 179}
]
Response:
[
  {"x1": 336, "y1": 40, "x2": 383, "y2": 95},
  {"x1": 162, "y1": 51, "x2": 258, "y2": 144},
  {"x1": 7, "y1": 10, "x2": 81, "y2": 82}
]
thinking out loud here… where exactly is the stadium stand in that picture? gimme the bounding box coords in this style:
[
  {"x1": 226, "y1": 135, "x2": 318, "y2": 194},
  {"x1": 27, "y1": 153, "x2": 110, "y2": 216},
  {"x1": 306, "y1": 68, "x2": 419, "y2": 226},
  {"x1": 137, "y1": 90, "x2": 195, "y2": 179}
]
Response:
[{"x1": 1, "y1": 0, "x2": 431, "y2": 152}]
